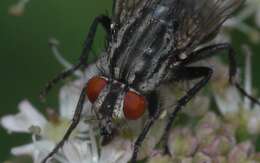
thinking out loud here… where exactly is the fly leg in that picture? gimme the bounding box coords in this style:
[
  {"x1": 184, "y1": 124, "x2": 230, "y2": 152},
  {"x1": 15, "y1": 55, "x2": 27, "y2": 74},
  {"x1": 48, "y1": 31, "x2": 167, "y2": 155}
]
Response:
[
  {"x1": 181, "y1": 43, "x2": 260, "y2": 105},
  {"x1": 41, "y1": 85, "x2": 88, "y2": 163},
  {"x1": 40, "y1": 15, "x2": 111, "y2": 99},
  {"x1": 161, "y1": 66, "x2": 213, "y2": 154},
  {"x1": 131, "y1": 92, "x2": 162, "y2": 163}
]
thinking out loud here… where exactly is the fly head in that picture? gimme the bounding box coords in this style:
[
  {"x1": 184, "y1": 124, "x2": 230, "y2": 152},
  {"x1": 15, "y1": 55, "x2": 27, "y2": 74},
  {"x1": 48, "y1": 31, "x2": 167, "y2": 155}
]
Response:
[{"x1": 86, "y1": 75, "x2": 148, "y2": 137}]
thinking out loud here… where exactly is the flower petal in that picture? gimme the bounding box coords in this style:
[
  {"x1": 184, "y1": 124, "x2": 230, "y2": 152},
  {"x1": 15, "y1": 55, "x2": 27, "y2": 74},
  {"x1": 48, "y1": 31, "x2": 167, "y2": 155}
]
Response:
[
  {"x1": 19, "y1": 100, "x2": 47, "y2": 126},
  {"x1": 247, "y1": 107, "x2": 260, "y2": 134},
  {"x1": 11, "y1": 143, "x2": 34, "y2": 156},
  {"x1": 59, "y1": 63, "x2": 103, "y2": 119},
  {"x1": 1, "y1": 100, "x2": 47, "y2": 133},
  {"x1": 214, "y1": 87, "x2": 241, "y2": 115},
  {"x1": 228, "y1": 141, "x2": 254, "y2": 162},
  {"x1": 63, "y1": 141, "x2": 83, "y2": 163},
  {"x1": 32, "y1": 140, "x2": 55, "y2": 163},
  {"x1": 99, "y1": 137, "x2": 132, "y2": 163},
  {"x1": 11, "y1": 140, "x2": 55, "y2": 163},
  {"x1": 62, "y1": 140, "x2": 93, "y2": 163},
  {"x1": 59, "y1": 80, "x2": 93, "y2": 119}
]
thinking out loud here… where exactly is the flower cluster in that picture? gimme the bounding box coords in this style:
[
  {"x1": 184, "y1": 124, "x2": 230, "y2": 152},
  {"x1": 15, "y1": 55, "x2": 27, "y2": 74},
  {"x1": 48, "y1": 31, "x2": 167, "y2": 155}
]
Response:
[
  {"x1": 211, "y1": 46, "x2": 260, "y2": 136},
  {"x1": 2, "y1": 1, "x2": 260, "y2": 163},
  {"x1": 2, "y1": 45, "x2": 260, "y2": 163},
  {"x1": 148, "y1": 112, "x2": 260, "y2": 163},
  {"x1": 1, "y1": 79, "x2": 133, "y2": 163},
  {"x1": 147, "y1": 46, "x2": 260, "y2": 163}
]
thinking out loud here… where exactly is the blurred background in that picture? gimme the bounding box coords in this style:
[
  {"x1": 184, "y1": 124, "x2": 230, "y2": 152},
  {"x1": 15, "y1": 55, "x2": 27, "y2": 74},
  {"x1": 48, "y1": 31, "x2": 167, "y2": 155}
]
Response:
[
  {"x1": 0, "y1": 0, "x2": 259, "y2": 162},
  {"x1": 0, "y1": 0, "x2": 111, "y2": 161}
]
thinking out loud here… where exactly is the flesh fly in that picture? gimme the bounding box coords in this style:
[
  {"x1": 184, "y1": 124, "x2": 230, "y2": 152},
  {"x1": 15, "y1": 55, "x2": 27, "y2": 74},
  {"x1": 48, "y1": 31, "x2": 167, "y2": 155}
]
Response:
[{"x1": 40, "y1": 0, "x2": 260, "y2": 162}]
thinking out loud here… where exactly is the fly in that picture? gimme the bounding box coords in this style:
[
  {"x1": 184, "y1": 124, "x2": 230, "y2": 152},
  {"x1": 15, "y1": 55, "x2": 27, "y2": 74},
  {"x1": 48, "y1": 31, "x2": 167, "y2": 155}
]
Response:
[{"x1": 40, "y1": 0, "x2": 260, "y2": 162}]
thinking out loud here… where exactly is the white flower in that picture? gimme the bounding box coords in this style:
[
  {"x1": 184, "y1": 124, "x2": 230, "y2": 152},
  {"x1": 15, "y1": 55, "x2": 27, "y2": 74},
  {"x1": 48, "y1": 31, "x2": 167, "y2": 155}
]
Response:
[
  {"x1": 57, "y1": 136, "x2": 132, "y2": 163},
  {"x1": 212, "y1": 46, "x2": 260, "y2": 135},
  {"x1": 247, "y1": 106, "x2": 260, "y2": 134},
  {"x1": 1, "y1": 82, "x2": 134, "y2": 163},
  {"x1": 1, "y1": 100, "x2": 47, "y2": 133},
  {"x1": 0, "y1": 45, "x2": 135, "y2": 162},
  {"x1": 214, "y1": 86, "x2": 241, "y2": 116},
  {"x1": 0, "y1": 79, "x2": 93, "y2": 163},
  {"x1": 61, "y1": 139, "x2": 97, "y2": 163},
  {"x1": 99, "y1": 138, "x2": 132, "y2": 163},
  {"x1": 62, "y1": 140, "x2": 95, "y2": 163},
  {"x1": 0, "y1": 100, "x2": 54, "y2": 162}
]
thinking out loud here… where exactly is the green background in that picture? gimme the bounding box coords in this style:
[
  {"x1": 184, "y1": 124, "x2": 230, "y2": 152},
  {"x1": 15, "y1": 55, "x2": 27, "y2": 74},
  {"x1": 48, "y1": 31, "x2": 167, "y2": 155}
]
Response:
[
  {"x1": 0, "y1": 0, "x2": 259, "y2": 162},
  {"x1": 0, "y1": 0, "x2": 111, "y2": 161}
]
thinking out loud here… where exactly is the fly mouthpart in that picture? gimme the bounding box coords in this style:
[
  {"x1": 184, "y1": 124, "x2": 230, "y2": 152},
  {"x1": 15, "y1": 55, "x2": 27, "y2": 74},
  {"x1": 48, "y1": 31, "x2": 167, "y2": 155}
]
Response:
[{"x1": 100, "y1": 118, "x2": 114, "y2": 136}]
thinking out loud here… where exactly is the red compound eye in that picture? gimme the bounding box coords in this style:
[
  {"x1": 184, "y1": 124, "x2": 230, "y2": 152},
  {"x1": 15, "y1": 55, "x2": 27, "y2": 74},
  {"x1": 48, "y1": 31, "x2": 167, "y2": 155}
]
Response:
[
  {"x1": 86, "y1": 76, "x2": 107, "y2": 103},
  {"x1": 123, "y1": 90, "x2": 147, "y2": 120}
]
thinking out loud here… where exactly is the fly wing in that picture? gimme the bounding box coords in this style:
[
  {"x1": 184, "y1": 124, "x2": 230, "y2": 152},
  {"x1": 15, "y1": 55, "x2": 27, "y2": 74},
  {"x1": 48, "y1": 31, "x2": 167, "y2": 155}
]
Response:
[
  {"x1": 112, "y1": 0, "x2": 149, "y2": 26},
  {"x1": 171, "y1": 0, "x2": 244, "y2": 50},
  {"x1": 111, "y1": 0, "x2": 244, "y2": 49}
]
